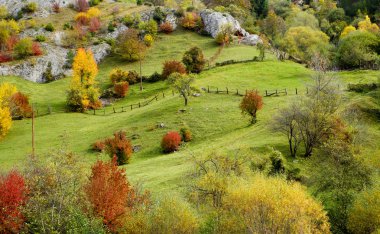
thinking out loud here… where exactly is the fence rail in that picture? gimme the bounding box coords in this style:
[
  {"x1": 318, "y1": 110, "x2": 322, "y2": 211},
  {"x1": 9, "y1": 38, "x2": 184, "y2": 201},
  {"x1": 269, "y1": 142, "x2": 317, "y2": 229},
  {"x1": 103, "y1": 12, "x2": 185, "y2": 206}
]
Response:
[{"x1": 205, "y1": 86, "x2": 313, "y2": 97}]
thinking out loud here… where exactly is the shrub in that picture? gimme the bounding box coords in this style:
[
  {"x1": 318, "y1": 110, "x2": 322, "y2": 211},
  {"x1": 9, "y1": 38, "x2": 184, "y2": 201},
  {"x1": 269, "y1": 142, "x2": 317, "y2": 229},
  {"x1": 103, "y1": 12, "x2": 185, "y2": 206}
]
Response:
[
  {"x1": 182, "y1": 47, "x2": 206, "y2": 73},
  {"x1": 160, "y1": 22, "x2": 174, "y2": 34},
  {"x1": 138, "y1": 19, "x2": 158, "y2": 36},
  {"x1": 89, "y1": 0, "x2": 100, "y2": 6},
  {"x1": 23, "y1": 2, "x2": 38, "y2": 13},
  {"x1": 147, "y1": 72, "x2": 162, "y2": 83},
  {"x1": 89, "y1": 17, "x2": 101, "y2": 33},
  {"x1": 0, "y1": 53, "x2": 12, "y2": 63},
  {"x1": 153, "y1": 7, "x2": 165, "y2": 23},
  {"x1": 52, "y1": 2, "x2": 60, "y2": 13},
  {"x1": 35, "y1": 35, "x2": 46, "y2": 42},
  {"x1": 137, "y1": 0, "x2": 143, "y2": 5},
  {"x1": 9, "y1": 92, "x2": 33, "y2": 119},
  {"x1": 0, "y1": 171, "x2": 28, "y2": 233},
  {"x1": 114, "y1": 81, "x2": 129, "y2": 98},
  {"x1": 162, "y1": 60, "x2": 187, "y2": 79},
  {"x1": 14, "y1": 38, "x2": 33, "y2": 59},
  {"x1": 104, "y1": 131, "x2": 133, "y2": 165},
  {"x1": 126, "y1": 70, "x2": 139, "y2": 84},
  {"x1": 75, "y1": 12, "x2": 90, "y2": 25},
  {"x1": 92, "y1": 140, "x2": 105, "y2": 152},
  {"x1": 181, "y1": 12, "x2": 201, "y2": 30},
  {"x1": 144, "y1": 34, "x2": 154, "y2": 47},
  {"x1": 87, "y1": 7, "x2": 101, "y2": 18},
  {"x1": 32, "y1": 42, "x2": 43, "y2": 56},
  {"x1": 5, "y1": 36, "x2": 19, "y2": 52},
  {"x1": 240, "y1": 91, "x2": 263, "y2": 124},
  {"x1": 43, "y1": 62, "x2": 54, "y2": 83},
  {"x1": 180, "y1": 127, "x2": 192, "y2": 142},
  {"x1": 44, "y1": 23, "x2": 55, "y2": 32},
  {"x1": 110, "y1": 68, "x2": 128, "y2": 84},
  {"x1": 76, "y1": 0, "x2": 89, "y2": 12},
  {"x1": 161, "y1": 131, "x2": 181, "y2": 153}
]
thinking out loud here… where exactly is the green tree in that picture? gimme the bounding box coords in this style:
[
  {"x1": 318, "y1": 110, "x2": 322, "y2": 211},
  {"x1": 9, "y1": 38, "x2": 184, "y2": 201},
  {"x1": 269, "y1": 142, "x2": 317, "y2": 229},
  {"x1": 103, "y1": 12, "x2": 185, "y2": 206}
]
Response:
[
  {"x1": 250, "y1": 0, "x2": 268, "y2": 17},
  {"x1": 167, "y1": 73, "x2": 195, "y2": 106},
  {"x1": 182, "y1": 46, "x2": 206, "y2": 73}
]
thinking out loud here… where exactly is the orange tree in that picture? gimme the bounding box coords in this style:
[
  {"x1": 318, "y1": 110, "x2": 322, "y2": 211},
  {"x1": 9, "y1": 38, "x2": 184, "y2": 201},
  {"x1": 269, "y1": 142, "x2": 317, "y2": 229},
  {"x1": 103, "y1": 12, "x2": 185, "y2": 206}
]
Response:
[{"x1": 240, "y1": 91, "x2": 263, "y2": 124}]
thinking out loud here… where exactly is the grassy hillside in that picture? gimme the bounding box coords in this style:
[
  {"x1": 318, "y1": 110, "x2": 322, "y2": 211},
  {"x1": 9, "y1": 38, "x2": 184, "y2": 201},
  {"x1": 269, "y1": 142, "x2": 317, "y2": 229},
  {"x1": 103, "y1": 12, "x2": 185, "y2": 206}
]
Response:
[{"x1": 0, "y1": 31, "x2": 379, "y2": 193}]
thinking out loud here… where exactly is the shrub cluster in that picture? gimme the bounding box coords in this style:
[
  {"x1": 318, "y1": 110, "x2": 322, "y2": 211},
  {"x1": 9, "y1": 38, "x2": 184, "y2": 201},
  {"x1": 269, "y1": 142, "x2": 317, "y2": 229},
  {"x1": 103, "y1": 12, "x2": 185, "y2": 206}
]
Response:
[
  {"x1": 99, "y1": 131, "x2": 133, "y2": 165},
  {"x1": 114, "y1": 81, "x2": 129, "y2": 98},
  {"x1": 162, "y1": 60, "x2": 187, "y2": 79}
]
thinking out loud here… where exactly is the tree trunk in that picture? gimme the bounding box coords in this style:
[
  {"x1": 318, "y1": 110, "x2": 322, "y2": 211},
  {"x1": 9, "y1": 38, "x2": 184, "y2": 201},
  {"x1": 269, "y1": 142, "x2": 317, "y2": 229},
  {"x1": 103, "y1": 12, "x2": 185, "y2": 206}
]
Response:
[{"x1": 184, "y1": 96, "x2": 188, "y2": 106}]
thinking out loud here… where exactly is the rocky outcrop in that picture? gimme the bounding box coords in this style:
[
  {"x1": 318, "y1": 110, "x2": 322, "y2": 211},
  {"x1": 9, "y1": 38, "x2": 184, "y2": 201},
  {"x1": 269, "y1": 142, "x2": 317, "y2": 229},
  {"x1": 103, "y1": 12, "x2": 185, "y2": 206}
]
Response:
[
  {"x1": 0, "y1": 42, "x2": 111, "y2": 83},
  {"x1": 0, "y1": 0, "x2": 76, "y2": 17},
  {"x1": 200, "y1": 10, "x2": 261, "y2": 46},
  {"x1": 103, "y1": 25, "x2": 128, "y2": 40},
  {"x1": 164, "y1": 13, "x2": 177, "y2": 30}
]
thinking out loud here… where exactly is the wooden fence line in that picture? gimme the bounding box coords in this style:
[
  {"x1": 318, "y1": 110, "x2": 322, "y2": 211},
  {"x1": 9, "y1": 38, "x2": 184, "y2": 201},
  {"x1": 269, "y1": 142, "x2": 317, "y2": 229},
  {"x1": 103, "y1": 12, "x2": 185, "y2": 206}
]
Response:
[{"x1": 206, "y1": 86, "x2": 315, "y2": 97}]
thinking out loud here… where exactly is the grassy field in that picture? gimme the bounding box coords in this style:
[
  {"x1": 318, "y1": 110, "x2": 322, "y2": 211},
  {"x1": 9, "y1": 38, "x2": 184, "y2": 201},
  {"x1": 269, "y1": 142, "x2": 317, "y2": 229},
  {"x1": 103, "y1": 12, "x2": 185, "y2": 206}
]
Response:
[{"x1": 0, "y1": 31, "x2": 379, "y2": 193}]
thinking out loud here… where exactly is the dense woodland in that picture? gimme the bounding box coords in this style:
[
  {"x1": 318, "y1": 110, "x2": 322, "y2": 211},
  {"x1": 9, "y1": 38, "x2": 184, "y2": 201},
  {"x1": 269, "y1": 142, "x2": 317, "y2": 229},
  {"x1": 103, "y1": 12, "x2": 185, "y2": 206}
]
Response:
[{"x1": 0, "y1": 0, "x2": 379, "y2": 233}]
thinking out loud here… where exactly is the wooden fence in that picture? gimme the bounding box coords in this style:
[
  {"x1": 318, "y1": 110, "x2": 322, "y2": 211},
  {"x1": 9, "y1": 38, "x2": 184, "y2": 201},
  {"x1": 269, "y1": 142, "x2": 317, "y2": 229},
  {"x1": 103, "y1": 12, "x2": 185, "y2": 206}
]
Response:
[{"x1": 205, "y1": 86, "x2": 312, "y2": 97}]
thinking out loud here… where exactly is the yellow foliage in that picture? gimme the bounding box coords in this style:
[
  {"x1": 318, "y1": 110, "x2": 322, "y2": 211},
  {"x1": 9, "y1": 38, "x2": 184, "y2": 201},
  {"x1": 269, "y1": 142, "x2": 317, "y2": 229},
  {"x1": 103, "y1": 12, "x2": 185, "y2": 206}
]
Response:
[
  {"x1": 144, "y1": 34, "x2": 154, "y2": 47},
  {"x1": 340, "y1": 25, "x2": 356, "y2": 38},
  {"x1": 87, "y1": 7, "x2": 101, "y2": 18},
  {"x1": 75, "y1": 12, "x2": 89, "y2": 21},
  {"x1": 221, "y1": 174, "x2": 331, "y2": 233},
  {"x1": 0, "y1": 106, "x2": 12, "y2": 139},
  {"x1": 358, "y1": 15, "x2": 379, "y2": 33},
  {"x1": 0, "y1": 83, "x2": 17, "y2": 107},
  {"x1": 72, "y1": 48, "x2": 98, "y2": 88}
]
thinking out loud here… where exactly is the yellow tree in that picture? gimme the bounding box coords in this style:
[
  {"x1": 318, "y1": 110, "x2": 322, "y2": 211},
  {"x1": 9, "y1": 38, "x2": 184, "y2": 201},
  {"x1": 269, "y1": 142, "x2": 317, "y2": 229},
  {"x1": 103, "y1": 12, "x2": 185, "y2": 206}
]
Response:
[
  {"x1": 340, "y1": 25, "x2": 356, "y2": 38},
  {"x1": 67, "y1": 48, "x2": 100, "y2": 112},
  {"x1": 358, "y1": 15, "x2": 380, "y2": 33},
  {"x1": 0, "y1": 83, "x2": 17, "y2": 107},
  {"x1": 0, "y1": 106, "x2": 11, "y2": 139}
]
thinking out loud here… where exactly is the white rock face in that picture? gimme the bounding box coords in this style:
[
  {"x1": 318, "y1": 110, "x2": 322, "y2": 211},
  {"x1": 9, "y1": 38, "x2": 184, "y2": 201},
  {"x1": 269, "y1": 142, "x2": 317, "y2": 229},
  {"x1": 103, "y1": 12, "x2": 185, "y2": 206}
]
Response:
[
  {"x1": 0, "y1": 42, "x2": 111, "y2": 83},
  {"x1": 0, "y1": 0, "x2": 76, "y2": 17},
  {"x1": 164, "y1": 13, "x2": 177, "y2": 30},
  {"x1": 200, "y1": 9, "x2": 261, "y2": 46}
]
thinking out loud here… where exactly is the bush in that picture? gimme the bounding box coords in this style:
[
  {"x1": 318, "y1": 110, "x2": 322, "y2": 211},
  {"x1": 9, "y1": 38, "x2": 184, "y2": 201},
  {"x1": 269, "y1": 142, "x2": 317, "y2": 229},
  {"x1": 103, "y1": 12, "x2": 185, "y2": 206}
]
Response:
[
  {"x1": 52, "y1": 2, "x2": 60, "y2": 13},
  {"x1": 89, "y1": 17, "x2": 101, "y2": 33},
  {"x1": 114, "y1": 81, "x2": 129, "y2": 98},
  {"x1": 162, "y1": 60, "x2": 187, "y2": 79},
  {"x1": 147, "y1": 72, "x2": 162, "y2": 83},
  {"x1": 181, "y1": 12, "x2": 201, "y2": 31},
  {"x1": 75, "y1": 12, "x2": 90, "y2": 25},
  {"x1": 9, "y1": 92, "x2": 32, "y2": 119},
  {"x1": 126, "y1": 70, "x2": 139, "y2": 84},
  {"x1": 0, "y1": 53, "x2": 12, "y2": 63},
  {"x1": 42, "y1": 62, "x2": 54, "y2": 83},
  {"x1": 138, "y1": 19, "x2": 158, "y2": 36},
  {"x1": 32, "y1": 42, "x2": 43, "y2": 56},
  {"x1": 180, "y1": 127, "x2": 192, "y2": 142},
  {"x1": 110, "y1": 68, "x2": 129, "y2": 84},
  {"x1": 92, "y1": 140, "x2": 105, "y2": 152},
  {"x1": 160, "y1": 22, "x2": 174, "y2": 34},
  {"x1": 14, "y1": 38, "x2": 33, "y2": 59},
  {"x1": 44, "y1": 23, "x2": 55, "y2": 32},
  {"x1": 348, "y1": 83, "x2": 378, "y2": 93},
  {"x1": 153, "y1": 7, "x2": 165, "y2": 23},
  {"x1": 161, "y1": 131, "x2": 182, "y2": 153},
  {"x1": 137, "y1": 0, "x2": 143, "y2": 5},
  {"x1": 23, "y1": 2, "x2": 38, "y2": 13},
  {"x1": 182, "y1": 47, "x2": 206, "y2": 73},
  {"x1": 115, "y1": 29, "x2": 146, "y2": 61},
  {"x1": 35, "y1": 35, "x2": 46, "y2": 42},
  {"x1": 104, "y1": 131, "x2": 133, "y2": 165},
  {"x1": 76, "y1": 0, "x2": 90, "y2": 12},
  {"x1": 144, "y1": 34, "x2": 154, "y2": 47}
]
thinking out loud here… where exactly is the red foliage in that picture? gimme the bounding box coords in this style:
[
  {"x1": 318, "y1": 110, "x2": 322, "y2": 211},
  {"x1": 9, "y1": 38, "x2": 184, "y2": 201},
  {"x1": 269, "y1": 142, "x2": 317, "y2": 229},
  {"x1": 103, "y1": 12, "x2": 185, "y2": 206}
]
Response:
[
  {"x1": 6, "y1": 36, "x2": 19, "y2": 52},
  {"x1": 160, "y1": 22, "x2": 174, "y2": 34},
  {"x1": 89, "y1": 17, "x2": 101, "y2": 33},
  {"x1": 240, "y1": 91, "x2": 263, "y2": 124},
  {"x1": 114, "y1": 82, "x2": 129, "y2": 98},
  {"x1": 32, "y1": 42, "x2": 43, "y2": 56},
  {"x1": 10, "y1": 92, "x2": 33, "y2": 119},
  {"x1": 104, "y1": 131, "x2": 133, "y2": 165},
  {"x1": 0, "y1": 53, "x2": 13, "y2": 63},
  {"x1": 93, "y1": 140, "x2": 105, "y2": 152},
  {"x1": 52, "y1": 2, "x2": 60, "y2": 13},
  {"x1": 0, "y1": 171, "x2": 28, "y2": 233},
  {"x1": 85, "y1": 158, "x2": 134, "y2": 232},
  {"x1": 162, "y1": 60, "x2": 187, "y2": 79},
  {"x1": 76, "y1": 0, "x2": 89, "y2": 12},
  {"x1": 161, "y1": 131, "x2": 182, "y2": 153}
]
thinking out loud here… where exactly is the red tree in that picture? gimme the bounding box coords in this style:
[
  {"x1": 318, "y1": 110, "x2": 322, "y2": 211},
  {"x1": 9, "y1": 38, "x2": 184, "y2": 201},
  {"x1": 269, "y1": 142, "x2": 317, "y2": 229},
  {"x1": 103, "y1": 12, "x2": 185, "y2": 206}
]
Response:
[
  {"x1": 161, "y1": 131, "x2": 182, "y2": 153},
  {"x1": 240, "y1": 91, "x2": 263, "y2": 124},
  {"x1": 0, "y1": 171, "x2": 28, "y2": 233},
  {"x1": 104, "y1": 131, "x2": 133, "y2": 165},
  {"x1": 10, "y1": 92, "x2": 33, "y2": 119},
  {"x1": 114, "y1": 82, "x2": 129, "y2": 98},
  {"x1": 85, "y1": 158, "x2": 135, "y2": 232},
  {"x1": 162, "y1": 60, "x2": 187, "y2": 79},
  {"x1": 76, "y1": 0, "x2": 89, "y2": 12}
]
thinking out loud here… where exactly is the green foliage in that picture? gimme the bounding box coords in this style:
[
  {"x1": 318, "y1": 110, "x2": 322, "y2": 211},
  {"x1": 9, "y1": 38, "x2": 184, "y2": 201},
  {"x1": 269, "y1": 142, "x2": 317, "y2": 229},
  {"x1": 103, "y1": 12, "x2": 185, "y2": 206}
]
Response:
[
  {"x1": 44, "y1": 23, "x2": 55, "y2": 32},
  {"x1": 0, "y1": 6, "x2": 8, "y2": 19},
  {"x1": 138, "y1": 19, "x2": 158, "y2": 36},
  {"x1": 167, "y1": 73, "x2": 195, "y2": 106},
  {"x1": 23, "y1": 2, "x2": 38, "y2": 13},
  {"x1": 35, "y1": 35, "x2": 46, "y2": 42},
  {"x1": 251, "y1": 0, "x2": 268, "y2": 17},
  {"x1": 337, "y1": 31, "x2": 380, "y2": 69},
  {"x1": 182, "y1": 46, "x2": 206, "y2": 73},
  {"x1": 14, "y1": 38, "x2": 33, "y2": 59},
  {"x1": 286, "y1": 11, "x2": 319, "y2": 30},
  {"x1": 115, "y1": 29, "x2": 146, "y2": 62}
]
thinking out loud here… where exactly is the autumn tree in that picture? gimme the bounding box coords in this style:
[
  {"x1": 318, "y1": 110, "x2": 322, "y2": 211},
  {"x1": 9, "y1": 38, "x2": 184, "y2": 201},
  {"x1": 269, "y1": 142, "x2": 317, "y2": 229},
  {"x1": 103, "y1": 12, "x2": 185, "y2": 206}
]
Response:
[
  {"x1": 23, "y1": 144, "x2": 105, "y2": 233},
  {"x1": 162, "y1": 60, "x2": 187, "y2": 79},
  {"x1": 0, "y1": 170, "x2": 28, "y2": 233},
  {"x1": 167, "y1": 73, "x2": 195, "y2": 106},
  {"x1": 220, "y1": 174, "x2": 331, "y2": 233},
  {"x1": 240, "y1": 91, "x2": 263, "y2": 124},
  {"x1": 115, "y1": 29, "x2": 146, "y2": 62},
  {"x1": 85, "y1": 158, "x2": 142, "y2": 232},
  {"x1": 67, "y1": 48, "x2": 101, "y2": 112},
  {"x1": 182, "y1": 47, "x2": 206, "y2": 73},
  {"x1": 104, "y1": 131, "x2": 133, "y2": 165},
  {"x1": 0, "y1": 83, "x2": 16, "y2": 139}
]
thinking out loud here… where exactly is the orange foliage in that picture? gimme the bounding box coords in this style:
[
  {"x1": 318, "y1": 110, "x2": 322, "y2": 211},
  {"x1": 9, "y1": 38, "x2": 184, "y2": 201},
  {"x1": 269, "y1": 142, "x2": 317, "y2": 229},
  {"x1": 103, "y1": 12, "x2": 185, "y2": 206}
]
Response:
[
  {"x1": 32, "y1": 42, "x2": 43, "y2": 56},
  {"x1": 85, "y1": 158, "x2": 140, "y2": 232},
  {"x1": 114, "y1": 81, "x2": 129, "y2": 98},
  {"x1": 160, "y1": 22, "x2": 174, "y2": 34},
  {"x1": 181, "y1": 12, "x2": 201, "y2": 30},
  {"x1": 9, "y1": 92, "x2": 33, "y2": 119},
  {"x1": 162, "y1": 60, "x2": 187, "y2": 79},
  {"x1": 240, "y1": 91, "x2": 263, "y2": 124},
  {"x1": 0, "y1": 171, "x2": 28, "y2": 233},
  {"x1": 161, "y1": 131, "x2": 182, "y2": 153},
  {"x1": 89, "y1": 17, "x2": 101, "y2": 33},
  {"x1": 104, "y1": 131, "x2": 133, "y2": 165}
]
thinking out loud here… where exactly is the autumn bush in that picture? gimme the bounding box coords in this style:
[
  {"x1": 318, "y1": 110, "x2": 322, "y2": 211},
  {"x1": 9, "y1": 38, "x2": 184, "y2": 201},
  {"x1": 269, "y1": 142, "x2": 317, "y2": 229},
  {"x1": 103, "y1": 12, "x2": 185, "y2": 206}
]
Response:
[
  {"x1": 14, "y1": 38, "x2": 33, "y2": 59},
  {"x1": 85, "y1": 158, "x2": 138, "y2": 232},
  {"x1": 32, "y1": 42, "x2": 43, "y2": 56},
  {"x1": 92, "y1": 140, "x2": 105, "y2": 152},
  {"x1": 76, "y1": 0, "x2": 89, "y2": 12},
  {"x1": 144, "y1": 34, "x2": 154, "y2": 47},
  {"x1": 110, "y1": 68, "x2": 128, "y2": 84},
  {"x1": 240, "y1": 91, "x2": 263, "y2": 124},
  {"x1": 9, "y1": 92, "x2": 33, "y2": 119},
  {"x1": 180, "y1": 127, "x2": 192, "y2": 142},
  {"x1": 0, "y1": 53, "x2": 12, "y2": 63},
  {"x1": 52, "y1": 2, "x2": 60, "y2": 13},
  {"x1": 0, "y1": 170, "x2": 28, "y2": 233},
  {"x1": 115, "y1": 29, "x2": 146, "y2": 62},
  {"x1": 160, "y1": 22, "x2": 173, "y2": 34},
  {"x1": 114, "y1": 81, "x2": 129, "y2": 98},
  {"x1": 181, "y1": 12, "x2": 201, "y2": 31},
  {"x1": 162, "y1": 60, "x2": 187, "y2": 79},
  {"x1": 104, "y1": 131, "x2": 133, "y2": 165},
  {"x1": 182, "y1": 47, "x2": 206, "y2": 73},
  {"x1": 89, "y1": 17, "x2": 101, "y2": 33},
  {"x1": 161, "y1": 131, "x2": 182, "y2": 153}
]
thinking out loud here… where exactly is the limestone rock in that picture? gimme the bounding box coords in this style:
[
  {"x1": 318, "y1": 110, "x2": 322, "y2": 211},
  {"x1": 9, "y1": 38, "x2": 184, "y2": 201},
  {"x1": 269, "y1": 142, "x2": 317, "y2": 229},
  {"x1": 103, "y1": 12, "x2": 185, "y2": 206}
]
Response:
[
  {"x1": 0, "y1": 0, "x2": 76, "y2": 17},
  {"x1": 164, "y1": 13, "x2": 177, "y2": 30},
  {"x1": 103, "y1": 24, "x2": 128, "y2": 40}
]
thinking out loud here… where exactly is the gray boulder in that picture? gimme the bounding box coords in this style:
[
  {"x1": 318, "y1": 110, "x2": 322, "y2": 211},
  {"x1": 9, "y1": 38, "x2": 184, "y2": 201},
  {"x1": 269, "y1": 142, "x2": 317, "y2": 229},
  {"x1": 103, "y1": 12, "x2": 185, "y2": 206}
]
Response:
[
  {"x1": 163, "y1": 13, "x2": 177, "y2": 30},
  {"x1": 0, "y1": 0, "x2": 76, "y2": 17}
]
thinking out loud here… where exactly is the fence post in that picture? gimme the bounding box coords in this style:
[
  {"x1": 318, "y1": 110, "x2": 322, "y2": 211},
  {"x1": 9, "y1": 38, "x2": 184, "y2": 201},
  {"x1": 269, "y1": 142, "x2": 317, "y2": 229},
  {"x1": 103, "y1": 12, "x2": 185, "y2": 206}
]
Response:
[
  {"x1": 216, "y1": 87, "x2": 219, "y2": 94},
  {"x1": 285, "y1": 88, "x2": 287, "y2": 95},
  {"x1": 265, "y1": 90, "x2": 268, "y2": 96},
  {"x1": 296, "y1": 88, "x2": 298, "y2": 95},
  {"x1": 172, "y1": 90, "x2": 174, "y2": 96},
  {"x1": 236, "y1": 89, "x2": 239, "y2": 95},
  {"x1": 155, "y1": 95, "x2": 158, "y2": 101},
  {"x1": 122, "y1": 107, "x2": 124, "y2": 112},
  {"x1": 208, "y1": 86, "x2": 210, "y2": 93},
  {"x1": 226, "y1": 87, "x2": 229, "y2": 94},
  {"x1": 306, "y1": 87, "x2": 309, "y2": 94},
  {"x1": 113, "y1": 107, "x2": 116, "y2": 113},
  {"x1": 131, "y1": 105, "x2": 133, "y2": 110}
]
